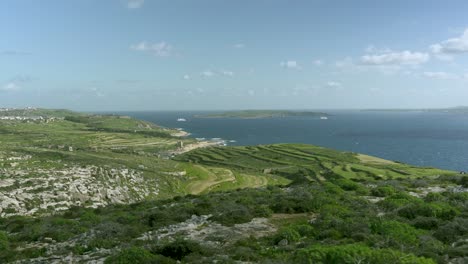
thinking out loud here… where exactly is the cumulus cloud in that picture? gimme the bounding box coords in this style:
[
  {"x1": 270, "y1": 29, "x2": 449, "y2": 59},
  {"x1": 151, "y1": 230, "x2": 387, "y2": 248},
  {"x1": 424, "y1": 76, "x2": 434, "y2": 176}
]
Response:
[
  {"x1": 422, "y1": 71, "x2": 457, "y2": 80},
  {"x1": 183, "y1": 74, "x2": 191, "y2": 80},
  {"x1": 130, "y1": 41, "x2": 173, "y2": 57},
  {"x1": 201, "y1": 70, "x2": 215, "y2": 77},
  {"x1": 1, "y1": 82, "x2": 21, "y2": 92},
  {"x1": 280, "y1": 60, "x2": 301, "y2": 69},
  {"x1": 365, "y1": 45, "x2": 392, "y2": 54},
  {"x1": 360, "y1": 50, "x2": 429, "y2": 65},
  {"x1": 90, "y1": 87, "x2": 105, "y2": 97},
  {"x1": 335, "y1": 57, "x2": 354, "y2": 68},
  {"x1": 127, "y1": 0, "x2": 144, "y2": 9},
  {"x1": 313, "y1": 60, "x2": 323, "y2": 66},
  {"x1": 325, "y1": 81, "x2": 342, "y2": 89},
  {"x1": 233, "y1": 43, "x2": 245, "y2": 49},
  {"x1": 221, "y1": 70, "x2": 234, "y2": 77},
  {"x1": 430, "y1": 28, "x2": 468, "y2": 54}
]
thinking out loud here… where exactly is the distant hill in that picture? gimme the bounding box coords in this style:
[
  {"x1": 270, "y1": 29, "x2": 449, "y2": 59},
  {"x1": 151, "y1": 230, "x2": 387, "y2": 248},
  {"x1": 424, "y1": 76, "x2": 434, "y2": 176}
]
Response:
[
  {"x1": 195, "y1": 110, "x2": 330, "y2": 119},
  {"x1": 0, "y1": 108, "x2": 78, "y2": 118},
  {"x1": 362, "y1": 106, "x2": 468, "y2": 113}
]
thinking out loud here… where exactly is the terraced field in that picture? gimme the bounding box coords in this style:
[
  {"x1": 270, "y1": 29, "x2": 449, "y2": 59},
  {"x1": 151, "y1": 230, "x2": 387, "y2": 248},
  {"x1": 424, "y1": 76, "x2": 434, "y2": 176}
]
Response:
[
  {"x1": 181, "y1": 165, "x2": 290, "y2": 194},
  {"x1": 176, "y1": 144, "x2": 454, "y2": 183},
  {"x1": 0, "y1": 110, "x2": 289, "y2": 217}
]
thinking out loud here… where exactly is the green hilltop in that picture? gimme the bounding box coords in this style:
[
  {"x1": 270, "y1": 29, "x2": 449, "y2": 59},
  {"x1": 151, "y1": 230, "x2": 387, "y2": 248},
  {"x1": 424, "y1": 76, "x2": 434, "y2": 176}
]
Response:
[{"x1": 0, "y1": 109, "x2": 467, "y2": 263}]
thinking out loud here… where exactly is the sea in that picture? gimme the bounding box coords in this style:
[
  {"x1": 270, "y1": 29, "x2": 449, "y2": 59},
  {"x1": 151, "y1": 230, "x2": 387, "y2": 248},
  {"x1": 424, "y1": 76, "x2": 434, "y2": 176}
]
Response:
[{"x1": 112, "y1": 110, "x2": 468, "y2": 172}]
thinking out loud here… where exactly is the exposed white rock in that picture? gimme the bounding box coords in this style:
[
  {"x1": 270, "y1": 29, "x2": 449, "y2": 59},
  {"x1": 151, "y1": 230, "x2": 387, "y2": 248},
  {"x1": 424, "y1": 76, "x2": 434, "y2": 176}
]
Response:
[{"x1": 0, "y1": 161, "x2": 160, "y2": 217}]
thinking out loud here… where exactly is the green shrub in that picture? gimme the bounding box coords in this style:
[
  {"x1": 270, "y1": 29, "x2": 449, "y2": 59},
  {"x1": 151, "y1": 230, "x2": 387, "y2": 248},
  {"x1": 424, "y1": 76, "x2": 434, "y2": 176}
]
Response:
[
  {"x1": 105, "y1": 247, "x2": 174, "y2": 264},
  {"x1": 231, "y1": 246, "x2": 260, "y2": 261},
  {"x1": 371, "y1": 220, "x2": 425, "y2": 247},
  {"x1": 434, "y1": 217, "x2": 468, "y2": 243},
  {"x1": 274, "y1": 227, "x2": 301, "y2": 244},
  {"x1": 334, "y1": 178, "x2": 360, "y2": 191},
  {"x1": 377, "y1": 192, "x2": 420, "y2": 211},
  {"x1": 295, "y1": 243, "x2": 436, "y2": 264},
  {"x1": 412, "y1": 217, "x2": 439, "y2": 230},
  {"x1": 424, "y1": 192, "x2": 444, "y2": 202},
  {"x1": 210, "y1": 204, "x2": 253, "y2": 226},
  {"x1": 0, "y1": 231, "x2": 9, "y2": 251},
  {"x1": 293, "y1": 224, "x2": 316, "y2": 237},
  {"x1": 323, "y1": 182, "x2": 344, "y2": 195},
  {"x1": 371, "y1": 186, "x2": 396, "y2": 197},
  {"x1": 153, "y1": 239, "x2": 205, "y2": 261},
  {"x1": 397, "y1": 202, "x2": 458, "y2": 220}
]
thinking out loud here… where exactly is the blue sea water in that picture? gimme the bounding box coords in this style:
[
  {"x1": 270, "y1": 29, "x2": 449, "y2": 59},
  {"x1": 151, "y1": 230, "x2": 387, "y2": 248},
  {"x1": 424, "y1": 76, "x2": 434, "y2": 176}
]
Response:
[{"x1": 114, "y1": 111, "x2": 468, "y2": 171}]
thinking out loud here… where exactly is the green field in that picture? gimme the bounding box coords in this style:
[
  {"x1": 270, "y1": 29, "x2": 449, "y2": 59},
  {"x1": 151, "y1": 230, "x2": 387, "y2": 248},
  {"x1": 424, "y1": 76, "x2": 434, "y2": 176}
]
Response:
[{"x1": 175, "y1": 144, "x2": 452, "y2": 183}]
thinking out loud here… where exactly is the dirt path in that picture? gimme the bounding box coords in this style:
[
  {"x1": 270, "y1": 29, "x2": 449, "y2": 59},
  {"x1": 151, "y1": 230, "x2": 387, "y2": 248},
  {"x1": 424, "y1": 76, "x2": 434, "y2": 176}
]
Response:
[
  {"x1": 166, "y1": 141, "x2": 223, "y2": 156},
  {"x1": 186, "y1": 165, "x2": 236, "y2": 194}
]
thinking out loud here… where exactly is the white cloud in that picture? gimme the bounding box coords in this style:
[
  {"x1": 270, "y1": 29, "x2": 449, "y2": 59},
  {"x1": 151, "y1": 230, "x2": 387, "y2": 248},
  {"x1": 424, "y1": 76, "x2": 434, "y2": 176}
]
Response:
[
  {"x1": 90, "y1": 87, "x2": 105, "y2": 97},
  {"x1": 365, "y1": 45, "x2": 392, "y2": 54},
  {"x1": 221, "y1": 70, "x2": 234, "y2": 77},
  {"x1": 1, "y1": 82, "x2": 21, "y2": 92},
  {"x1": 334, "y1": 57, "x2": 402, "y2": 75},
  {"x1": 130, "y1": 41, "x2": 173, "y2": 57},
  {"x1": 280, "y1": 60, "x2": 301, "y2": 69},
  {"x1": 313, "y1": 60, "x2": 323, "y2": 66},
  {"x1": 233, "y1": 43, "x2": 245, "y2": 49},
  {"x1": 360, "y1": 50, "x2": 429, "y2": 65},
  {"x1": 183, "y1": 74, "x2": 190, "y2": 80},
  {"x1": 325, "y1": 81, "x2": 342, "y2": 89},
  {"x1": 201, "y1": 70, "x2": 215, "y2": 78},
  {"x1": 422, "y1": 71, "x2": 457, "y2": 80},
  {"x1": 127, "y1": 0, "x2": 144, "y2": 9},
  {"x1": 335, "y1": 57, "x2": 354, "y2": 68},
  {"x1": 0, "y1": 50, "x2": 31, "y2": 56},
  {"x1": 430, "y1": 28, "x2": 468, "y2": 54}
]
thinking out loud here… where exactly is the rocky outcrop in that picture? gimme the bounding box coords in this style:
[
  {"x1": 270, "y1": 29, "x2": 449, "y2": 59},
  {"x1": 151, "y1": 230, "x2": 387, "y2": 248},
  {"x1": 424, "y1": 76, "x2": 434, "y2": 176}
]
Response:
[{"x1": 0, "y1": 154, "x2": 159, "y2": 217}]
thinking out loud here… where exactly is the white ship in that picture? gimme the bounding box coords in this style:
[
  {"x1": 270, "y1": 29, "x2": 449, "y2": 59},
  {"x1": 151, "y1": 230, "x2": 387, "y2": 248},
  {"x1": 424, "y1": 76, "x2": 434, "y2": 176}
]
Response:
[
  {"x1": 177, "y1": 118, "x2": 187, "y2": 122},
  {"x1": 320, "y1": 116, "x2": 328, "y2": 120}
]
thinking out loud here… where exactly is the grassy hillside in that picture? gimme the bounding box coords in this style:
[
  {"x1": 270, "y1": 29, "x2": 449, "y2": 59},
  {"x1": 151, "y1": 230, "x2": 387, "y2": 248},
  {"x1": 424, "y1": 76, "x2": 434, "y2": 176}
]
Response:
[
  {"x1": 1, "y1": 109, "x2": 467, "y2": 263},
  {"x1": 175, "y1": 144, "x2": 452, "y2": 183},
  {"x1": 0, "y1": 109, "x2": 288, "y2": 217}
]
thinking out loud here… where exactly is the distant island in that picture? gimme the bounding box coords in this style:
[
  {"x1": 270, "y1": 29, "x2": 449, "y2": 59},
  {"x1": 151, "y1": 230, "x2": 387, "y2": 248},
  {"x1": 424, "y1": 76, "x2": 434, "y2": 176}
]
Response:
[
  {"x1": 362, "y1": 106, "x2": 468, "y2": 113},
  {"x1": 195, "y1": 110, "x2": 330, "y2": 119}
]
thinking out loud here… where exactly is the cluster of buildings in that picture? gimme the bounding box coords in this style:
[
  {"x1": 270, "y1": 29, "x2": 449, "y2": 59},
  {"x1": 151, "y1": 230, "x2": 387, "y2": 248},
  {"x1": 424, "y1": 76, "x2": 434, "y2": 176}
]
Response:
[
  {"x1": 0, "y1": 116, "x2": 45, "y2": 121},
  {"x1": 0, "y1": 107, "x2": 37, "y2": 112}
]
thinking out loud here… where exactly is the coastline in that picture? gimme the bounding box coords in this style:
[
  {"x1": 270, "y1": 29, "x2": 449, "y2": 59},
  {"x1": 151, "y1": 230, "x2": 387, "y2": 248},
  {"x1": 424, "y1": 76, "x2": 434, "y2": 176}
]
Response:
[
  {"x1": 170, "y1": 140, "x2": 222, "y2": 155},
  {"x1": 169, "y1": 127, "x2": 226, "y2": 155}
]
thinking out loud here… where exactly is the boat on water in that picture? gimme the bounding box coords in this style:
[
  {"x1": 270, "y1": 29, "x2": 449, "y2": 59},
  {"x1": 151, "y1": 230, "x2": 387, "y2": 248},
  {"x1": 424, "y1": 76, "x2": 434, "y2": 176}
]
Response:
[
  {"x1": 320, "y1": 116, "x2": 328, "y2": 120},
  {"x1": 177, "y1": 118, "x2": 187, "y2": 122}
]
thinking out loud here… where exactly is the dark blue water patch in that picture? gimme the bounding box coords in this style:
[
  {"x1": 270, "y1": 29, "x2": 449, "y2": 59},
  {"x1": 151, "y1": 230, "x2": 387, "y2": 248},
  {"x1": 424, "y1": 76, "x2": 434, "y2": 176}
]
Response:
[{"x1": 105, "y1": 110, "x2": 468, "y2": 171}]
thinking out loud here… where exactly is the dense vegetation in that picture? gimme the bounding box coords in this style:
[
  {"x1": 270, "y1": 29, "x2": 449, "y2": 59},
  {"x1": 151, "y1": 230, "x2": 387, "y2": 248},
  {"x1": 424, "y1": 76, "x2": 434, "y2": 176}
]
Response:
[
  {"x1": 1, "y1": 109, "x2": 467, "y2": 263},
  {"x1": 1, "y1": 170, "x2": 467, "y2": 263}
]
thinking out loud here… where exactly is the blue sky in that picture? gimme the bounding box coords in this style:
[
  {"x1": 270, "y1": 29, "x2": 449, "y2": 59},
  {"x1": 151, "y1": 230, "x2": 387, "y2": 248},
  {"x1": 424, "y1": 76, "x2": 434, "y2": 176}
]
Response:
[{"x1": 2, "y1": 0, "x2": 468, "y2": 110}]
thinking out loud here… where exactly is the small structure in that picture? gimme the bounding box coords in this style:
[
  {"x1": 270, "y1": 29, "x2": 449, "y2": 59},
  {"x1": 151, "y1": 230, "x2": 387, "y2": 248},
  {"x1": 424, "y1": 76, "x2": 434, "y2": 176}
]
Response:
[
  {"x1": 460, "y1": 171, "x2": 466, "y2": 175},
  {"x1": 177, "y1": 141, "x2": 184, "y2": 149}
]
